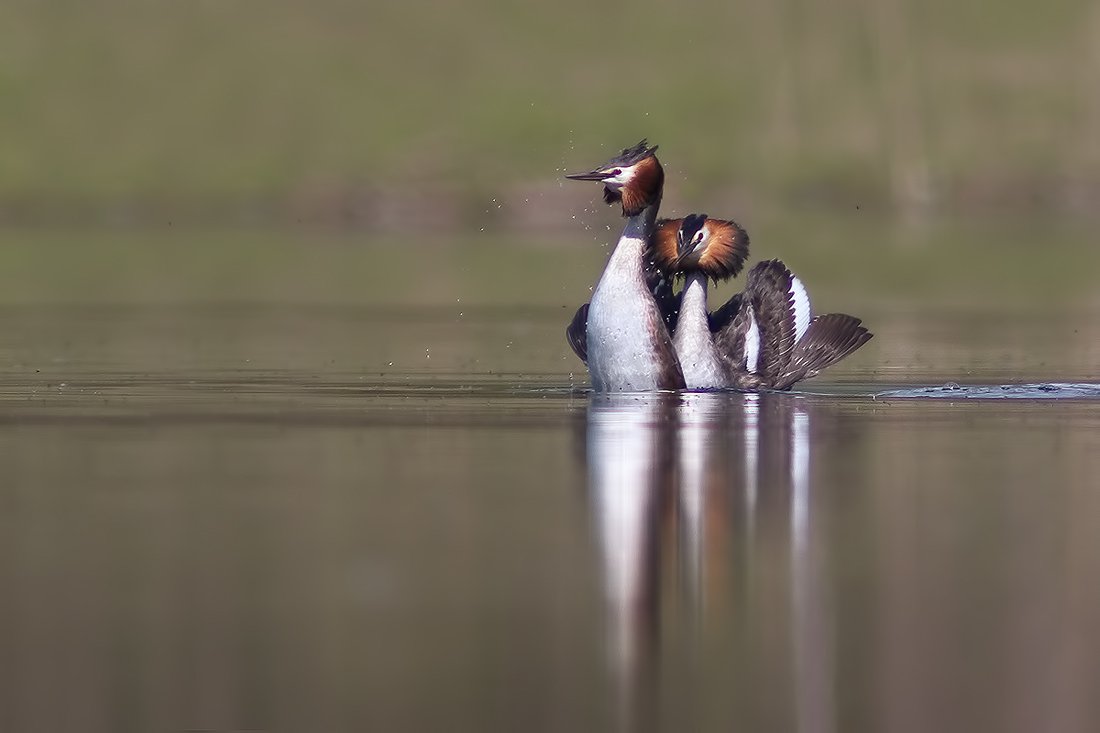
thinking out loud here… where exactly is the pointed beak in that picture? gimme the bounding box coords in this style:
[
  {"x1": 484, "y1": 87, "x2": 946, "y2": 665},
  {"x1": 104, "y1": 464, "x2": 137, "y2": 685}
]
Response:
[
  {"x1": 564, "y1": 170, "x2": 611, "y2": 181},
  {"x1": 674, "y1": 240, "x2": 703, "y2": 268}
]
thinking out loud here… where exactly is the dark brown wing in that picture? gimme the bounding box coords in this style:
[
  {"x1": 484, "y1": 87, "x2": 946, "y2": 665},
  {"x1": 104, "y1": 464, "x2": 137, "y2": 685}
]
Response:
[
  {"x1": 645, "y1": 262, "x2": 680, "y2": 333},
  {"x1": 709, "y1": 290, "x2": 744, "y2": 336},
  {"x1": 566, "y1": 303, "x2": 589, "y2": 364},
  {"x1": 745, "y1": 260, "x2": 800, "y2": 384},
  {"x1": 710, "y1": 291, "x2": 749, "y2": 372}
]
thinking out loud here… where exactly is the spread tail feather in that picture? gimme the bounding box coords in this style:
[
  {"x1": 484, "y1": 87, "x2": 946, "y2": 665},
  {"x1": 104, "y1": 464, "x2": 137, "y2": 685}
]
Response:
[
  {"x1": 738, "y1": 260, "x2": 872, "y2": 390},
  {"x1": 776, "y1": 313, "x2": 873, "y2": 389}
]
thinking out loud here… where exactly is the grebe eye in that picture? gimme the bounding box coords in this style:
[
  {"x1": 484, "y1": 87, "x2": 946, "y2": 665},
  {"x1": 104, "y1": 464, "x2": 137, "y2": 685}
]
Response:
[{"x1": 611, "y1": 168, "x2": 622, "y2": 176}]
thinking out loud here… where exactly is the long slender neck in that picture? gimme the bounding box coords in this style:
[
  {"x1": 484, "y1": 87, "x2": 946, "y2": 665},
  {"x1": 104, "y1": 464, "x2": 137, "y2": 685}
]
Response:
[
  {"x1": 636, "y1": 190, "x2": 661, "y2": 231},
  {"x1": 603, "y1": 195, "x2": 662, "y2": 280},
  {"x1": 674, "y1": 272, "x2": 727, "y2": 388},
  {"x1": 675, "y1": 273, "x2": 711, "y2": 343}
]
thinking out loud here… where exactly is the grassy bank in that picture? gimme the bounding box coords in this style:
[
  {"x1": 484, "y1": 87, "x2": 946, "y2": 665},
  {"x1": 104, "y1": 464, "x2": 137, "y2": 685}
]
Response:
[
  {"x1": 1, "y1": 0, "x2": 1097, "y2": 219},
  {"x1": 0, "y1": 212, "x2": 1093, "y2": 308}
]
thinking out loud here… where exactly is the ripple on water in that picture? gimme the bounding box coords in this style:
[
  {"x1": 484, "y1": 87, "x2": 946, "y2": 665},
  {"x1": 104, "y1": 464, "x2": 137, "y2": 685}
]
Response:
[{"x1": 875, "y1": 382, "x2": 1100, "y2": 400}]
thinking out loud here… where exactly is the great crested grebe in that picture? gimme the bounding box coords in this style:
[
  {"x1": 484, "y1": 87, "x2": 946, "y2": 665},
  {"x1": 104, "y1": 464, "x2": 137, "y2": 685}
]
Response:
[
  {"x1": 650, "y1": 215, "x2": 873, "y2": 389},
  {"x1": 653, "y1": 214, "x2": 750, "y2": 387},
  {"x1": 565, "y1": 140, "x2": 684, "y2": 392}
]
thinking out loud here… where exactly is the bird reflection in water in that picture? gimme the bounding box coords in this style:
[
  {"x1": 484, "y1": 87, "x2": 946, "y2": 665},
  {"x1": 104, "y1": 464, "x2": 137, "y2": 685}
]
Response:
[{"x1": 584, "y1": 391, "x2": 834, "y2": 733}]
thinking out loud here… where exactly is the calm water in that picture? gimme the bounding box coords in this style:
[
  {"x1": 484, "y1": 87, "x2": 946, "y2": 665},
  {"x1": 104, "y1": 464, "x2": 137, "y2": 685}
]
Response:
[{"x1": 0, "y1": 295, "x2": 1098, "y2": 731}]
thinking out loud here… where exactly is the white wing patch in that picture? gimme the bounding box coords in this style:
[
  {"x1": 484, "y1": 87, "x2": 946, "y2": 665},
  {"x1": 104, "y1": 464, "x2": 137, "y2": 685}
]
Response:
[
  {"x1": 744, "y1": 304, "x2": 760, "y2": 374},
  {"x1": 789, "y1": 275, "x2": 812, "y2": 343}
]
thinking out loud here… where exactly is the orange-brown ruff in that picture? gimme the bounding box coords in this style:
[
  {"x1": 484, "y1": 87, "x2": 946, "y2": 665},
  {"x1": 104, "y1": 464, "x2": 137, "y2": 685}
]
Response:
[{"x1": 651, "y1": 217, "x2": 750, "y2": 281}]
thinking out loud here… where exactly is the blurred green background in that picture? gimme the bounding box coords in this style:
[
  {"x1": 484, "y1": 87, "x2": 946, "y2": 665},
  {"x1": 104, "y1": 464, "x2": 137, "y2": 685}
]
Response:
[{"x1": 1, "y1": 0, "x2": 1097, "y2": 307}]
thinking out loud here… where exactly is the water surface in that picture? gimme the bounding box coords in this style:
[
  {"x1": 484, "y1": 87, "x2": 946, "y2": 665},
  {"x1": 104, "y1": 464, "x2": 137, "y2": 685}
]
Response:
[{"x1": 0, "y1": 299, "x2": 1097, "y2": 732}]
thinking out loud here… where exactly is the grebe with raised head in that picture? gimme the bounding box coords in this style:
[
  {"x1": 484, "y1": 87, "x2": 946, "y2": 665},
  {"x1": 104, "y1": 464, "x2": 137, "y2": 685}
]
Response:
[{"x1": 564, "y1": 140, "x2": 684, "y2": 392}]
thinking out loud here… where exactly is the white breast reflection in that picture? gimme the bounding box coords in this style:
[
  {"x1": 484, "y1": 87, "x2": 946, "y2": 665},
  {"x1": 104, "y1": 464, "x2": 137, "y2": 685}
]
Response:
[
  {"x1": 584, "y1": 392, "x2": 829, "y2": 733},
  {"x1": 790, "y1": 404, "x2": 834, "y2": 733},
  {"x1": 587, "y1": 394, "x2": 674, "y2": 676},
  {"x1": 677, "y1": 392, "x2": 722, "y2": 603}
]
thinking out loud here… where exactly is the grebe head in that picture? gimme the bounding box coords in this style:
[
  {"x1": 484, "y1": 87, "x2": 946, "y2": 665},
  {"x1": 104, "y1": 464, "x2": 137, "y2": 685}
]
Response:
[
  {"x1": 651, "y1": 214, "x2": 750, "y2": 281},
  {"x1": 565, "y1": 139, "x2": 664, "y2": 217}
]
